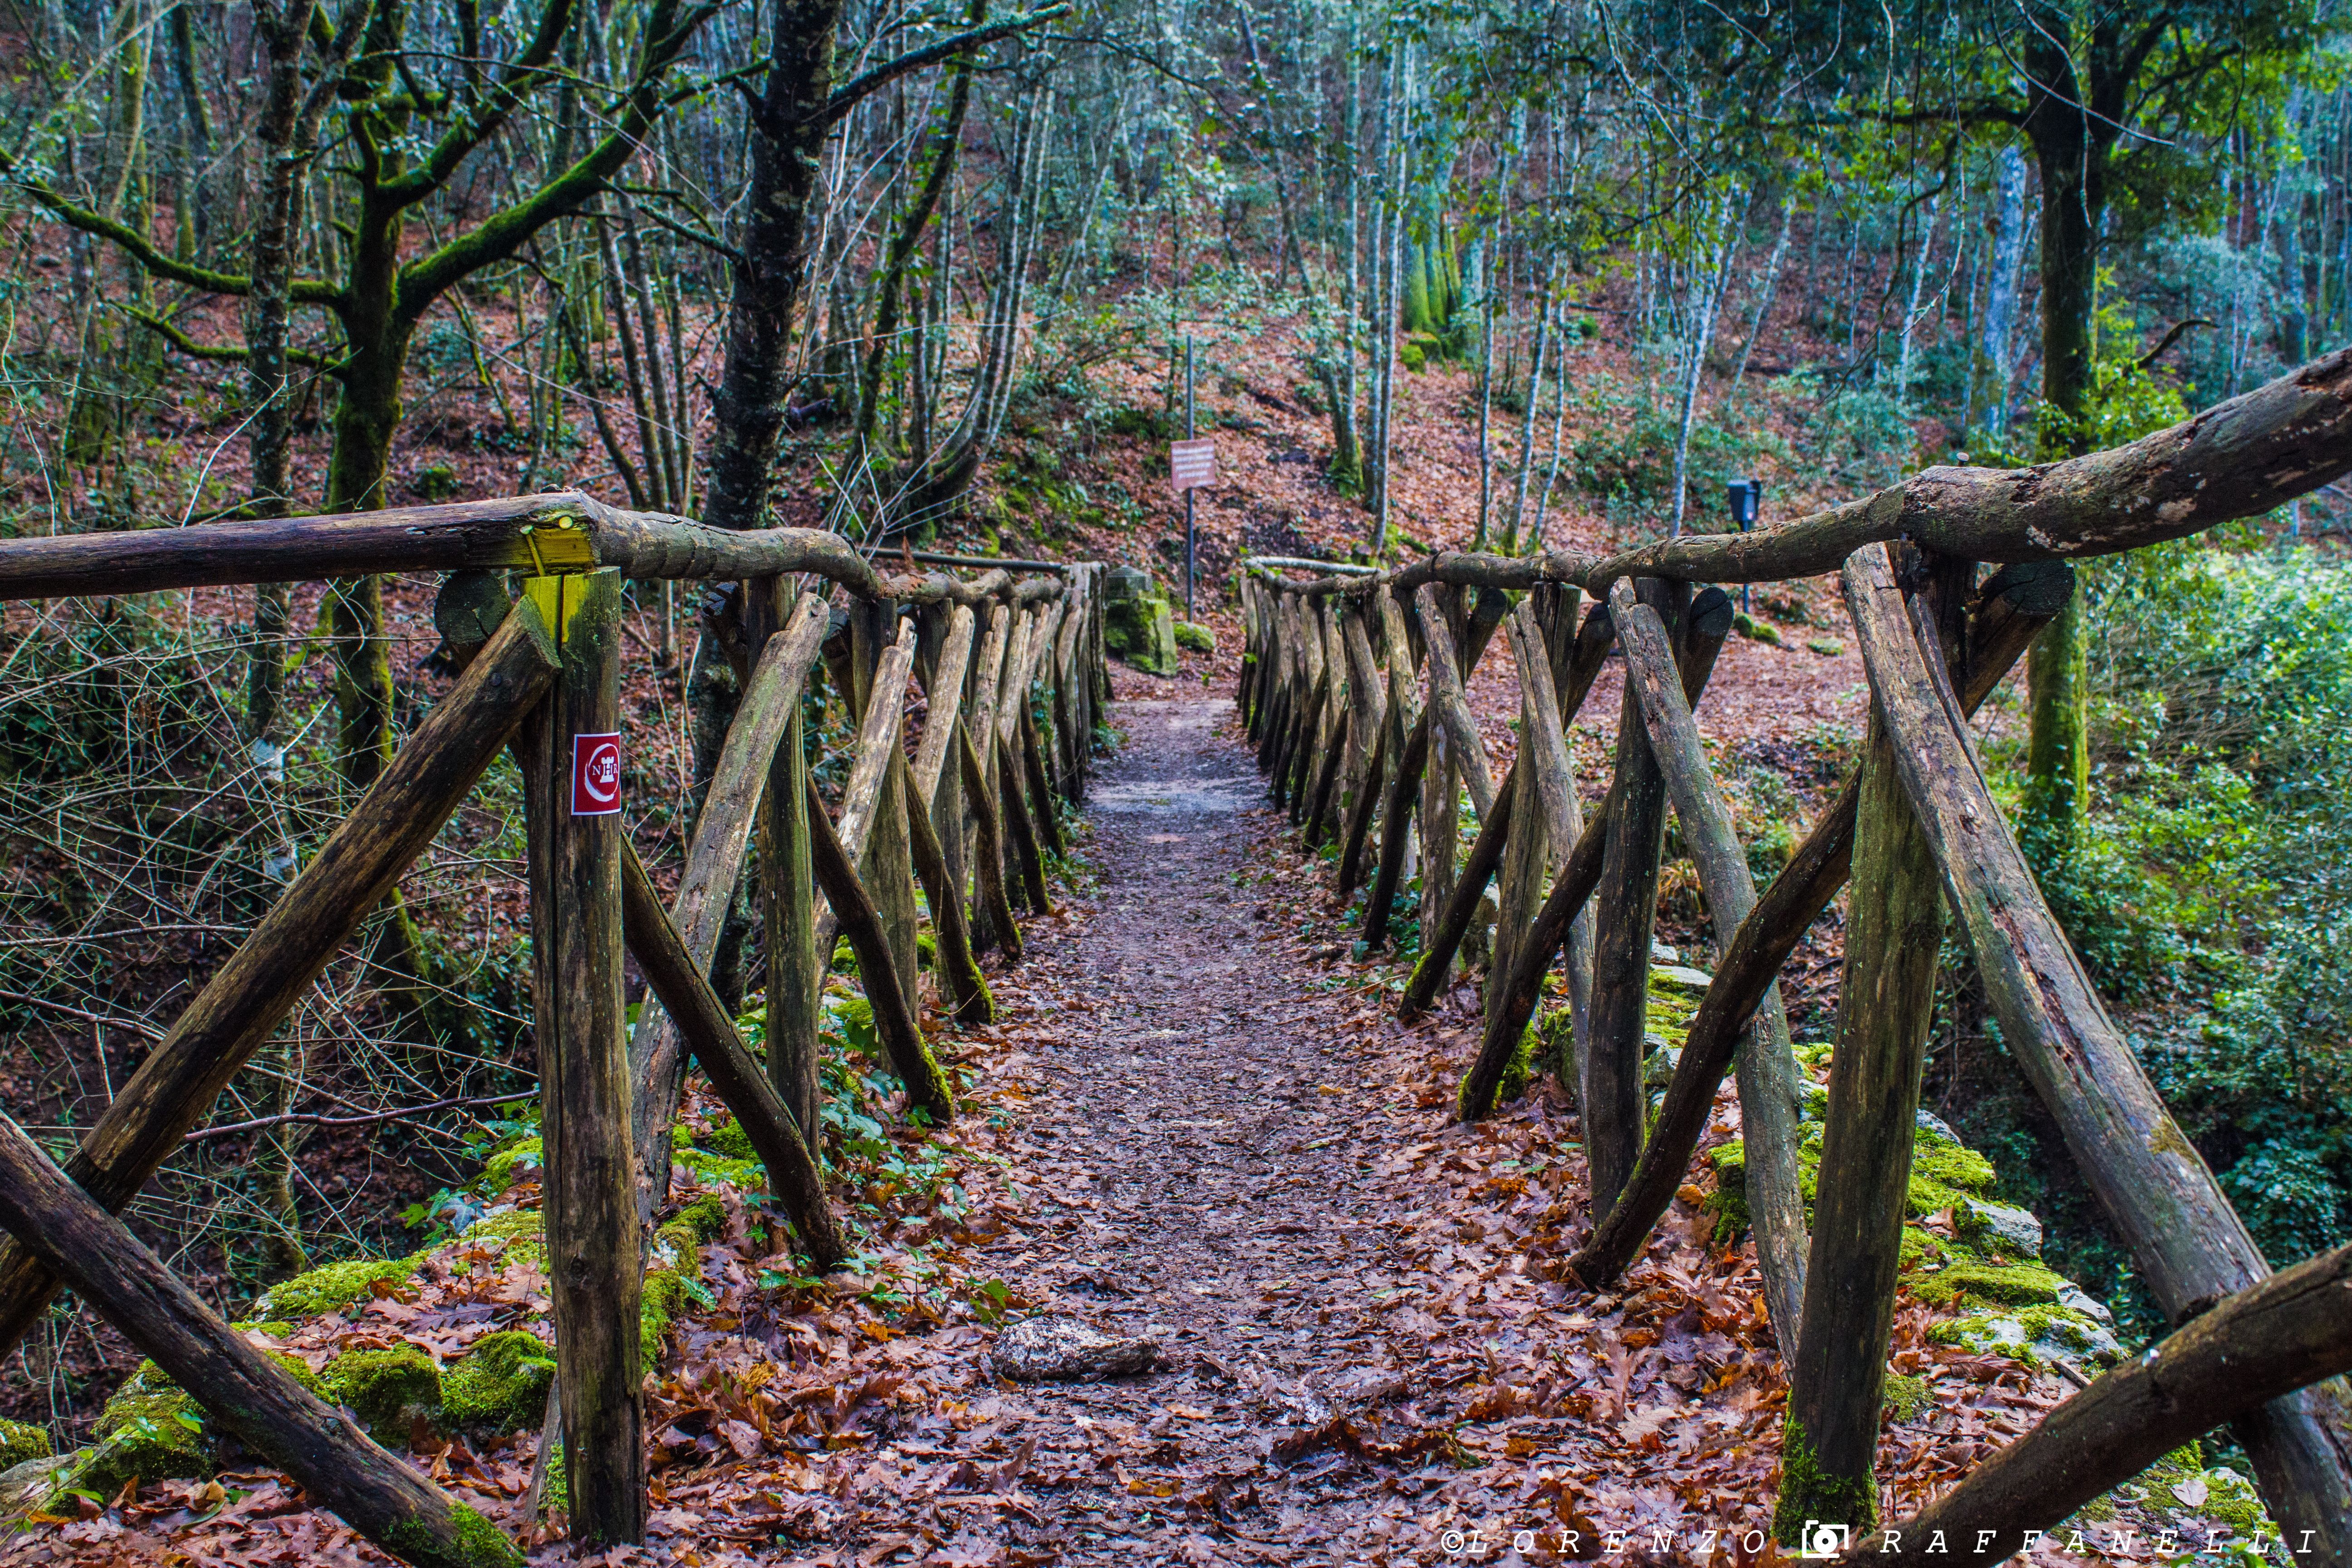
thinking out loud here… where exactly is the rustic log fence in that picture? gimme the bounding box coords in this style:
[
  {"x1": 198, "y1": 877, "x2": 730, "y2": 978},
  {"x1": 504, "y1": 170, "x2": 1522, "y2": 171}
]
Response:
[
  {"x1": 0, "y1": 496, "x2": 1105, "y2": 1560},
  {"x1": 1236, "y1": 346, "x2": 2352, "y2": 1552}
]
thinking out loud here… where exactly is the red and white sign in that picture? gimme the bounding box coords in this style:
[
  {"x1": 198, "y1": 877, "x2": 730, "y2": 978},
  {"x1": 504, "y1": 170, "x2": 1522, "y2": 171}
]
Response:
[
  {"x1": 572, "y1": 732, "x2": 622, "y2": 816},
  {"x1": 1169, "y1": 438, "x2": 1218, "y2": 493}
]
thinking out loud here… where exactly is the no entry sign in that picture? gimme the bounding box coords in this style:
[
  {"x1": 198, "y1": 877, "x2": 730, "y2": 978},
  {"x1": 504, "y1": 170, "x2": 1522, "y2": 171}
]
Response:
[
  {"x1": 1169, "y1": 438, "x2": 1217, "y2": 493},
  {"x1": 572, "y1": 732, "x2": 622, "y2": 816}
]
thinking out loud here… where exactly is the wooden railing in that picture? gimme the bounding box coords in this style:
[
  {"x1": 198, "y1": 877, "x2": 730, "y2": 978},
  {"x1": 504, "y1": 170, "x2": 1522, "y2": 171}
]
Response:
[
  {"x1": 0, "y1": 508, "x2": 1105, "y2": 1564},
  {"x1": 1235, "y1": 345, "x2": 2352, "y2": 1560}
]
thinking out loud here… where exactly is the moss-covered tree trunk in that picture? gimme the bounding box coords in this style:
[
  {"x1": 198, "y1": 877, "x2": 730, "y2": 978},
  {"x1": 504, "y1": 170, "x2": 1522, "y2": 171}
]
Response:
[{"x1": 2018, "y1": 4, "x2": 2110, "y2": 871}]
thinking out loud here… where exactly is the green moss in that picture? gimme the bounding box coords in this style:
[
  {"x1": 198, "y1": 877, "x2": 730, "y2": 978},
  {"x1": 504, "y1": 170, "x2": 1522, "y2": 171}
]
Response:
[
  {"x1": 1897, "y1": 1227, "x2": 1940, "y2": 1269},
  {"x1": 441, "y1": 1330, "x2": 555, "y2": 1436},
  {"x1": 1497, "y1": 1023, "x2": 1539, "y2": 1104},
  {"x1": 0, "y1": 1417, "x2": 50, "y2": 1468},
  {"x1": 480, "y1": 1136, "x2": 544, "y2": 1192},
  {"x1": 1882, "y1": 1373, "x2": 1931, "y2": 1421},
  {"x1": 832, "y1": 937, "x2": 859, "y2": 975},
  {"x1": 322, "y1": 1346, "x2": 443, "y2": 1444},
  {"x1": 674, "y1": 1146, "x2": 764, "y2": 1190},
  {"x1": 701, "y1": 1119, "x2": 756, "y2": 1161},
  {"x1": 462, "y1": 1207, "x2": 546, "y2": 1264},
  {"x1": 250, "y1": 1253, "x2": 417, "y2": 1320},
  {"x1": 917, "y1": 930, "x2": 938, "y2": 969},
  {"x1": 1773, "y1": 1414, "x2": 1877, "y2": 1545},
  {"x1": 638, "y1": 1219, "x2": 706, "y2": 1372},
  {"x1": 384, "y1": 1501, "x2": 527, "y2": 1568},
  {"x1": 1644, "y1": 967, "x2": 1705, "y2": 1046},
  {"x1": 1910, "y1": 1259, "x2": 2066, "y2": 1308},
  {"x1": 1906, "y1": 1141, "x2": 1998, "y2": 1215},
  {"x1": 675, "y1": 1193, "x2": 728, "y2": 1243},
  {"x1": 78, "y1": 1377, "x2": 206, "y2": 1494}
]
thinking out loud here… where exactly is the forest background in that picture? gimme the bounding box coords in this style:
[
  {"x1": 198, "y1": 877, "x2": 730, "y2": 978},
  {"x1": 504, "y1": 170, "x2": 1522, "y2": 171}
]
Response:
[{"x1": 0, "y1": 0, "x2": 2347, "y2": 1452}]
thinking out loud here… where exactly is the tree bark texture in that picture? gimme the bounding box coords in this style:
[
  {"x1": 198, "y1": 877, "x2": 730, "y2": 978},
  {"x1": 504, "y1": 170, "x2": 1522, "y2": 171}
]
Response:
[
  {"x1": 1581, "y1": 578, "x2": 1686, "y2": 1215},
  {"x1": 1604, "y1": 581, "x2": 1807, "y2": 1357}
]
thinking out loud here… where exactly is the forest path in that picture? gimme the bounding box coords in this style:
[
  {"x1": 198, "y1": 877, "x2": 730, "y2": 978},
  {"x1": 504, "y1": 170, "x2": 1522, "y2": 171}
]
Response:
[{"x1": 957, "y1": 696, "x2": 1433, "y2": 1563}]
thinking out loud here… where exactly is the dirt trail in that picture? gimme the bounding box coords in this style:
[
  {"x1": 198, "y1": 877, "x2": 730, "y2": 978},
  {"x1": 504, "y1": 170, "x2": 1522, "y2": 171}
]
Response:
[{"x1": 963, "y1": 696, "x2": 1430, "y2": 1563}]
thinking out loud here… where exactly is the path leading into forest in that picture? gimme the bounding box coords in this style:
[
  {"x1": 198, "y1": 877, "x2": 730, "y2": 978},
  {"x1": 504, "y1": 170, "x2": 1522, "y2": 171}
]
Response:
[
  {"x1": 846, "y1": 694, "x2": 1802, "y2": 1568},
  {"x1": 965, "y1": 696, "x2": 1427, "y2": 1562}
]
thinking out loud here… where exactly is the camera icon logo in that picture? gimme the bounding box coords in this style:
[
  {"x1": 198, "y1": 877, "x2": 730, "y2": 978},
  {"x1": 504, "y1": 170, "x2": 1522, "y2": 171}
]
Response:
[{"x1": 1799, "y1": 1520, "x2": 1852, "y2": 1558}]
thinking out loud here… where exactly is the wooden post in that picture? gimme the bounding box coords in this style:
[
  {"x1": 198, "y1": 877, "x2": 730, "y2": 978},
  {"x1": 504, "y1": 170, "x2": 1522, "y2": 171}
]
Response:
[
  {"x1": 1536, "y1": 589, "x2": 1611, "y2": 1058},
  {"x1": 1845, "y1": 541, "x2": 2352, "y2": 1552},
  {"x1": 1457, "y1": 592, "x2": 1729, "y2": 1124},
  {"x1": 1566, "y1": 561, "x2": 2068, "y2": 1300},
  {"x1": 627, "y1": 591, "x2": 829, "y2": 1186},
  {"x1": 1333, "y1": 603, "x2": 1388, "y2": 887},
  {"x1": 1414, "y1": 583, "x2": 1499, "y2": 819},
  {"x1": 1774, "y1": 549, "x2": 1964, "y2": 1546},
  {"x1": 958, "y1": 723, "x2": 1024, "y2": 962},
  {"x1": 1605, "y1": 580, "x2": 1808, "y2": 1352},
  {"x1": 898, "y1": 746, "x2": 993, "y2": 1023},
  {"x1": 1401, "y1": 764, "x2": 1518, "y2": 1016},
  {"x1": 995, "y1": 729, "x2": 1054, "y2": 913},
  {"x1": 0, "y1": 602, "x2": 559, "y2": 1356},
  {"x1": 1362, "y1": 581, "x2": 1428, "y2": 950},
  {"x1": 805, "y1": 773, "x2": 957, "y2": 1123},
  {"x1": 520, "y1": 567, "x2": 643, "y2": 1546},
  {"x1": 810, "y1": 623, "x2": 919, "y2": 955},
  {"x1": 1416, "y1": 598, "x2": 1460, "y2": 960},
  {"x1": 764, "y1": 696, "x2": 824, "y2": 1140},
  {"x1": 1582, "y1": 577, "x2": 1687, "y2": 1214},
  {"x1": 0, "y1": 1113, "x2": 523, "y2": 1568},
  {"x1": 619, "y1": 846, "x2": 845, "y2": 1268},
  {"x1": 960, "y1": 603, "x2": 1013, "y2": 952},
  {"x1": 1854, "y1": 1240, "x2": 2352, "y2": 1566}
]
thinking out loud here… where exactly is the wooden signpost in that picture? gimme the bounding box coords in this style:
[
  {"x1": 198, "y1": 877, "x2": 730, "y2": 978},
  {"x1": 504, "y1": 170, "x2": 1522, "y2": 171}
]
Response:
[{"x1": 1170, "y1": 335, "x2": 1215, "y2": 620}]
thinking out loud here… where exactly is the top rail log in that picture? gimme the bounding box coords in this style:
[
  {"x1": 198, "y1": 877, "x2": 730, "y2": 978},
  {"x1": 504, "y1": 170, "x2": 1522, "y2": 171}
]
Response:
[
  {"x1": 1844, "y1": 540, "x2": 2352, "y2": 1552},
  {"x1": 1240, "y1": 345, "x2": 2352, "y2": 608},
  {"x1": 0, "y1": 491, "x2": 1080, "y2": 603}
]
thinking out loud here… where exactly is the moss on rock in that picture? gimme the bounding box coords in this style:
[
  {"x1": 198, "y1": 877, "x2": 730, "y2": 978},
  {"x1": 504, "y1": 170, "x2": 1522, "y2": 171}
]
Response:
[
  {"x1": 441, "y1": 1330, "x2": 555, "y2": 1436},
  {"x1": 77, "y1": 1370, "x2": 206, "y2": 1495},
  {"x1": 1911, "y1": 1259, "x2": 2067, "y2": 1309},
  {"x1": 0, "y1": 1418, "x2": 49, "y2": 1469},
  {"x1": 322, "y1": 1346, "x2": 442, "y2": 1445},
  {"x1": 481, "y1": 1136, "x2": 544, "y2": 1192},
  {"x1": 250, "y1": 1253, "x2": 417, "y2": 1320}
]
